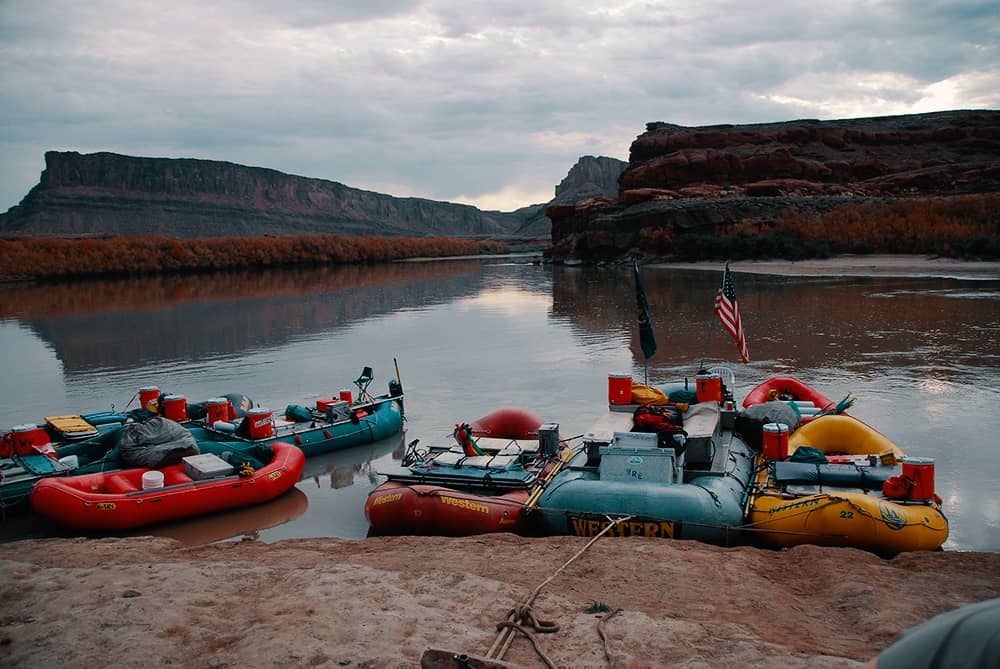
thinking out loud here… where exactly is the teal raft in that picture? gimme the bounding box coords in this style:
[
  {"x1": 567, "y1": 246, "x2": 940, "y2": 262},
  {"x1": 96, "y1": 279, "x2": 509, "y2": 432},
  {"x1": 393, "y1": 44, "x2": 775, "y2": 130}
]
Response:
[
  {"x1": 527, "y1": 400, "x2": 755, "y2": 546},
  {"x1": 186, "y1": 393, "x2": 403, "y2": 458}
]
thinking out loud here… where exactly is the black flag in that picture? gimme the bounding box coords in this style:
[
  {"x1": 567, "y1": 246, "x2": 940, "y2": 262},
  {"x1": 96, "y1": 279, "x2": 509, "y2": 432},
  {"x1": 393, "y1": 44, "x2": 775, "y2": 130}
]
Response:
[{"x1": 633, "y1": 260, "x2": 657, "y2": 359}]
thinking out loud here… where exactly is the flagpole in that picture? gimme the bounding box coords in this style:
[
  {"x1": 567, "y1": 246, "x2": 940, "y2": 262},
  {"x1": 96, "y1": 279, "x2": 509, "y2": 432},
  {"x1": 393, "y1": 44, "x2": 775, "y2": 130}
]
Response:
[{"x1": 633, "y1": 260, "x2": 657, "y2": 380}]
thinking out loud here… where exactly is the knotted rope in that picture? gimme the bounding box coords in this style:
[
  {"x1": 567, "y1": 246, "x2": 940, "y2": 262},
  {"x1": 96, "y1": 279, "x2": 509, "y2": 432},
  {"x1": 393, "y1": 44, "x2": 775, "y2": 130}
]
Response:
[{"x1": 486, "y1": 515, "x2": 633, "y2": 666}]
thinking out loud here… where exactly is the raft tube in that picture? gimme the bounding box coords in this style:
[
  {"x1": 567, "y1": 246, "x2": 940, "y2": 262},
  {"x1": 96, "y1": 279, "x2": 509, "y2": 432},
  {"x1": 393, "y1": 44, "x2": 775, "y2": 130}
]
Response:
[{"x1": 742, "y1": 376, "x2": 834, "y2": 411}]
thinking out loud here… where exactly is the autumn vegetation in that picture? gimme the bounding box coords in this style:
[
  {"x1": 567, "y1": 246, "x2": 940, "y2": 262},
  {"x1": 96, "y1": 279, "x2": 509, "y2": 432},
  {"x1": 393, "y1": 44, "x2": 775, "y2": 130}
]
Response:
[
  {"x1": 639, "y1": 195, "x2": 1000, "y2": 260},
  {"x1": 0, "y1": 234, "x2": 510, "y2": 280}
]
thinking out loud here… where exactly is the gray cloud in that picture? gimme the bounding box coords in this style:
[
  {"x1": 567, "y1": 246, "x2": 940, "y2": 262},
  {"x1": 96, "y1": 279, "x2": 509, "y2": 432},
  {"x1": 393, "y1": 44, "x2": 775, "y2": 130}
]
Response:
[{"x1": 1, "y1": 0, "x2": 998, "y2": 213}]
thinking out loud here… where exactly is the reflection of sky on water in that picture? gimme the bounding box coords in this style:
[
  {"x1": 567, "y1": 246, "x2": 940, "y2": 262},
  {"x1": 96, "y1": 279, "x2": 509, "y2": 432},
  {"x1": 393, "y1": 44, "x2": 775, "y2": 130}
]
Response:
[{"x1": 0, "y1": 320, "x2": 68, "y2": 416}]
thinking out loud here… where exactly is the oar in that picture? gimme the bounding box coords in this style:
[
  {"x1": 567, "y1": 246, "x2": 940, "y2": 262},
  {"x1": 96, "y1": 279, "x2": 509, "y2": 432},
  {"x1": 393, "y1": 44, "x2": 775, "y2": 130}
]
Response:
[{"x1": 524, "y1": 443, "x2": 578, "y2": 508}]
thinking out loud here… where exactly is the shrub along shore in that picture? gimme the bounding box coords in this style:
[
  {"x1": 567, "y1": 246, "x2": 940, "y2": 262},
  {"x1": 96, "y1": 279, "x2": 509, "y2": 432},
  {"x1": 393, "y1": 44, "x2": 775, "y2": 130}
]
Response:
[
  {"x1": 0, "y1": 234, "x2": 509, "y2": 281},
  {"x1": 639, "y1": 195, "x2": 1000, "y2": 261}
]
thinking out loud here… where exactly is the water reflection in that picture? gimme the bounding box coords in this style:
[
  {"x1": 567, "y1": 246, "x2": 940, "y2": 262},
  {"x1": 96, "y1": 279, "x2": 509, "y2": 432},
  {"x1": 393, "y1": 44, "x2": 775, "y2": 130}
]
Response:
[
  {"x1": 138, "y1": 487, "x2": 309, "y2": 546},
  {"x1": 0, "y1": 262, "x2": 490, "y2": 373},
  {"x1": 1, "y1": 260, "x2": 998, "y2": 551}
]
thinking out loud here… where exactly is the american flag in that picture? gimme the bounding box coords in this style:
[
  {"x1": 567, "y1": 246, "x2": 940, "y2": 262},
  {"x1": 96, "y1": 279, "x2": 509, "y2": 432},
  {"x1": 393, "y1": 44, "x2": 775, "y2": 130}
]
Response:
[{"x1": 714, "y1": 262, "x2": 750, "y2": 363}]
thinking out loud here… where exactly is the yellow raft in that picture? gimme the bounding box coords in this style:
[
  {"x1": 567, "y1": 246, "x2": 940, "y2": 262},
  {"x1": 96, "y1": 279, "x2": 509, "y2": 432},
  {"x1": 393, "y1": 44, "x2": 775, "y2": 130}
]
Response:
[{"x1": 746, "y1": 415, "x2": 949, "y2": 554}]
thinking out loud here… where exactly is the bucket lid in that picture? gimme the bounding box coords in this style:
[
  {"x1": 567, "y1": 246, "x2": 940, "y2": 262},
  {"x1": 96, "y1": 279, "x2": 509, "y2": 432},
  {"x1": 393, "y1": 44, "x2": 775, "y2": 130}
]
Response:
[
  {"x1": 696, "y1": 372, "x2": 721, "y2": 379},
  {"x1": 608, "y1": 373, "x2": 631, "y2": 379},
  {"x1": 164, "y1": 394, "x2": 186, "y2": 401},
  {"x1": 207, "y1": 397, "x2": 229, "y2": 405},
  {"x1": 762, "y1": 422, "x2": 789, "y2": 432},
  {"x1": 901, "y1": 456, "x2": 935, "y2": 465},
  {"x1": 248, "y1": 407, "x2": 271, "y2": 415},
  {"x1": 142, "y1": 470, "x2": 164, "y2": 483},
  {"x1": 139, "y1": 386, "x2": 159, "y2": 392},
  {"x1": 11, "y1": 423, "x2": 38, "y2": 432}
]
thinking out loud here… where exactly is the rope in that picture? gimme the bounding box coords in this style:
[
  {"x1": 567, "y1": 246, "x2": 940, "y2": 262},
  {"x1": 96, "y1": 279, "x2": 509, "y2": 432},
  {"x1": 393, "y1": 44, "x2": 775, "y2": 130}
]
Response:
[
  {"x1": 493, "y1": 623, "x2": 558, "y2": 669},
  {"x1": 486, "y1": 514, "x2": 634, "y2": 665},
  {"x1": 597, "y1": 608, "x2": 623, "y2": 668}
]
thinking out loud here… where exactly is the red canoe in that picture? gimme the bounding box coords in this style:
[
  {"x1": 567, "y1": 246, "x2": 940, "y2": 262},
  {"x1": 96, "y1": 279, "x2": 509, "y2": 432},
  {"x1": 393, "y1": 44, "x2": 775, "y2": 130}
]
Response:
[{"x1": 30, "y1": 442, "x2": 305, "y2": 531}]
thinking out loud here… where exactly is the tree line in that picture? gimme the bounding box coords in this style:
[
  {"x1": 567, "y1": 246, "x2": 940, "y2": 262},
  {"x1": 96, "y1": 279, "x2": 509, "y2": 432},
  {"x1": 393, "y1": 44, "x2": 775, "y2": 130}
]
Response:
[{"x1": 0, "y1": 234, "x2": 509, "y2": 280}]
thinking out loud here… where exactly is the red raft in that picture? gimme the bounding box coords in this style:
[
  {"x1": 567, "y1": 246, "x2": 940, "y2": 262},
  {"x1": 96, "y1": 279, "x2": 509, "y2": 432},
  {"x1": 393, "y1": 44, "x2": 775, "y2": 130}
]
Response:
[
  {"x1": 742, "y1": 376, "x2": 834, "y2": 409},
  {"x1": 30, "y1": 442, "x2": 305, "y2": 531},
  {"x1": 742, "y1": 376, "x2": 839, "y2": 423},
  {"x1": 366, "y1": 482, "x2": 529, "y2": 536},
  {"x1": 365, "y1": 407, "x2": 550, "y2": 536}
]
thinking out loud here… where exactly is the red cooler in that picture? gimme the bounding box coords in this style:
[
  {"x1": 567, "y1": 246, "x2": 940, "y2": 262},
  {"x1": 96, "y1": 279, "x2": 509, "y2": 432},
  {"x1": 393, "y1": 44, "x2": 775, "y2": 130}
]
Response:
[
  {"x1": 901, "y1": 457, "x2": 936, "y2": 501},
  {"x1": 138, "y1": 386, "x2": 160, "y2": 413},
  {"x1": 316, "y1": 398, "x2": 337, "y2": 412},
  {"x1": 608, "y1": 373, "x2": 632, "y2": 405},
  {"x1": 12, "y1": 424, "x2": 52, "y2": 456},
  {"x1": 762, "y1": 422, "x2": 789, "y2": 459},
  {"x1": 339, "y1": 389, "x2": 353, "y2": 405},
  {"x1": 695, "y1": 373, "x2": 723, "y2": 404},
  {"x1": 162, "y1": 394, "x2": 188, "y2": 421},
  {"x1": 247, "y1": 408, "x2": 274, "y2": 439},
  {"x1": 206, "y1": 397, "x2": 230, "y2": 425}
]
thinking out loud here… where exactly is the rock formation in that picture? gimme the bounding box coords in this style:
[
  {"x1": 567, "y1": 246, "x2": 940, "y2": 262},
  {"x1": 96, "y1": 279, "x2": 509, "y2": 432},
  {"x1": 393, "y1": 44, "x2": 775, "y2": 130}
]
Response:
[
  {"x1": 546, "y1": 110, "x2": 1000, "y2": 261},
  {"x1": 552, "y1": 155, "x2": 627, "y2": 204},
  {"x1": 0, "y1": 152, "x2": 547, "y2": 239}
]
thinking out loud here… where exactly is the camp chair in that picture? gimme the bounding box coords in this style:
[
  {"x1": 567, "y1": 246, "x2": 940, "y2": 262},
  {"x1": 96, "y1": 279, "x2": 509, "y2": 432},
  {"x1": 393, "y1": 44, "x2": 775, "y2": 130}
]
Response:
[{"x1": 354, "y1": 366, "x2": 375, "y2": 403}]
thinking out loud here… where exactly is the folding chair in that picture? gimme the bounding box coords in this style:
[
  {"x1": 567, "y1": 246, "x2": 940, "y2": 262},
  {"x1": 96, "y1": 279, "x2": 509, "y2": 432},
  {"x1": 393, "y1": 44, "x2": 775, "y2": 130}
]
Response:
[{"x1": 354, "y1": 366, "x2": 375, "y2": 403}]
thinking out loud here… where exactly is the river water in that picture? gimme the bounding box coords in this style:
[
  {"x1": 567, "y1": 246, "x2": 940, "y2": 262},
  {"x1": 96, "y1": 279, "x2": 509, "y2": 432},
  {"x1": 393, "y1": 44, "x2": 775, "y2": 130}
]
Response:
[{"x1": 1, "y1": 258, "x2": 998, "y2": 551}]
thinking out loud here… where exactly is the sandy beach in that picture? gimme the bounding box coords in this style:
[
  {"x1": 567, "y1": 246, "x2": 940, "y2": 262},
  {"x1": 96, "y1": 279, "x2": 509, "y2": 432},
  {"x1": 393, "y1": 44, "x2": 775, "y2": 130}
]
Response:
[
  {"x1": 1, "y1": 534, "x2": 999, "y2": 668},
  {"x1": 656, "y1": 254, "x2": 1000, "y2": 279}
]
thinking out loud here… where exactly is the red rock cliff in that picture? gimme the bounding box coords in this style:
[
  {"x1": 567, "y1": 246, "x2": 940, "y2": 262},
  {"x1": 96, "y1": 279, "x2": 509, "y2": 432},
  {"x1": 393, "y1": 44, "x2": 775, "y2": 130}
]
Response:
[
  {"x1": 546, "y1": 110, "x2": 1000, "y2": 260},
  {"x1": 0, "y1": 152, "x2": 541, "y2": 239}
]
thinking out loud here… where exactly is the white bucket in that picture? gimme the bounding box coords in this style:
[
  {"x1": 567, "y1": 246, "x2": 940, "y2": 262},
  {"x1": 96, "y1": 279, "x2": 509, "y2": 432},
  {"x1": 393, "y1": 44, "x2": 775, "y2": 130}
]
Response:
[{"x1": 141, "y1": 470, "x2": 165, "y2": 490}]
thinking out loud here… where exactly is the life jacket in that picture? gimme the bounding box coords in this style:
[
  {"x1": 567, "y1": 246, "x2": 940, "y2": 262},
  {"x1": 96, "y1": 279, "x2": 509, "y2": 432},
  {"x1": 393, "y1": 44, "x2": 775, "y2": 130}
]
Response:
[{"x1": 633, "y1": 404, "x2": 683, "y2": 433}]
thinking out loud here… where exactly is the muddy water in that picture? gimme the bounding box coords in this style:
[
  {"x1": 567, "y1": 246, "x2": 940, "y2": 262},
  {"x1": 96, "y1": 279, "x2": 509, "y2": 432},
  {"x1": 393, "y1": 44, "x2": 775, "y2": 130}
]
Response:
[{"x1": 1, "y1": 258, "x2": 997, "y2": 551}]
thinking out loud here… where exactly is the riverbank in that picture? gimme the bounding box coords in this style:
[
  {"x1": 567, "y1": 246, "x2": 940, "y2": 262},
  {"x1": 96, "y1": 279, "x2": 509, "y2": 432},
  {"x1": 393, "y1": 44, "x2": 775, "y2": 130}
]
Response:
[
  {"x1": 2, "y1": 535, "x2": 999, "y2": 668},
  {"x1": 656, "y1": 254, "x2": 1000, "y2": 279}
]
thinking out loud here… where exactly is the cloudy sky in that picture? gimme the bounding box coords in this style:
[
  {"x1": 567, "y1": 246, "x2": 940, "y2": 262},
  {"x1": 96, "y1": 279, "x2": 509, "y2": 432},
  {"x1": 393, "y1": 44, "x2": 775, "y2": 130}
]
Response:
[{"x1": 1, "y1": 1, "x2": 998, "y2": 213}]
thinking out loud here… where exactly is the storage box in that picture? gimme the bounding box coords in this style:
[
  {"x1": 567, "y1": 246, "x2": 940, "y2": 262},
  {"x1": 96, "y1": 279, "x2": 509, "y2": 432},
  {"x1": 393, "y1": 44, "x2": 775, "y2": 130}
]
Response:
[
  {"x1": 599, "y1": 445, "x2": 676, "y2": 484},
  {"x1": 683, "y1": 402, "x2": 721, "y2": 466},
  {"x1": 182, "y1": 453, "x2": 234, "y2": 480},
  {"x1": 323, "y1": 400, "x2": 352, "y2": 422}
]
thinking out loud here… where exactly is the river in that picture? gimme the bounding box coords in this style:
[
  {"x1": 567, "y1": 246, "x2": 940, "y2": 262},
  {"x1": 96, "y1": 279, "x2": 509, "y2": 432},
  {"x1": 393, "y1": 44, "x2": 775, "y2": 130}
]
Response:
[{"x1": 1, "y1": 257, "x2": 998, "y2": 551}]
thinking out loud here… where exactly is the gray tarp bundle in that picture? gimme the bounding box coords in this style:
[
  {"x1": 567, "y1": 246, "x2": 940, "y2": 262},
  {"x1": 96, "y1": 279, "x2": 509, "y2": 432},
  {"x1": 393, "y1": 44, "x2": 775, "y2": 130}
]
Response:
[
  {"x1": 119, "y1": 417, "x2": 199, "y2": 468},
  {"x1": 734, "y1": 400, "x2": 801, "y2": 451}
]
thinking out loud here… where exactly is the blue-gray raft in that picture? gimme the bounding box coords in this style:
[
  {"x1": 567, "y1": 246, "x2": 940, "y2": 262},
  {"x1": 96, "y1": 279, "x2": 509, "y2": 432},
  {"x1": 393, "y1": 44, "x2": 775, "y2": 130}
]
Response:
[{"x1": 527, "y1": 400, "x2": 755, "y2": 546}]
